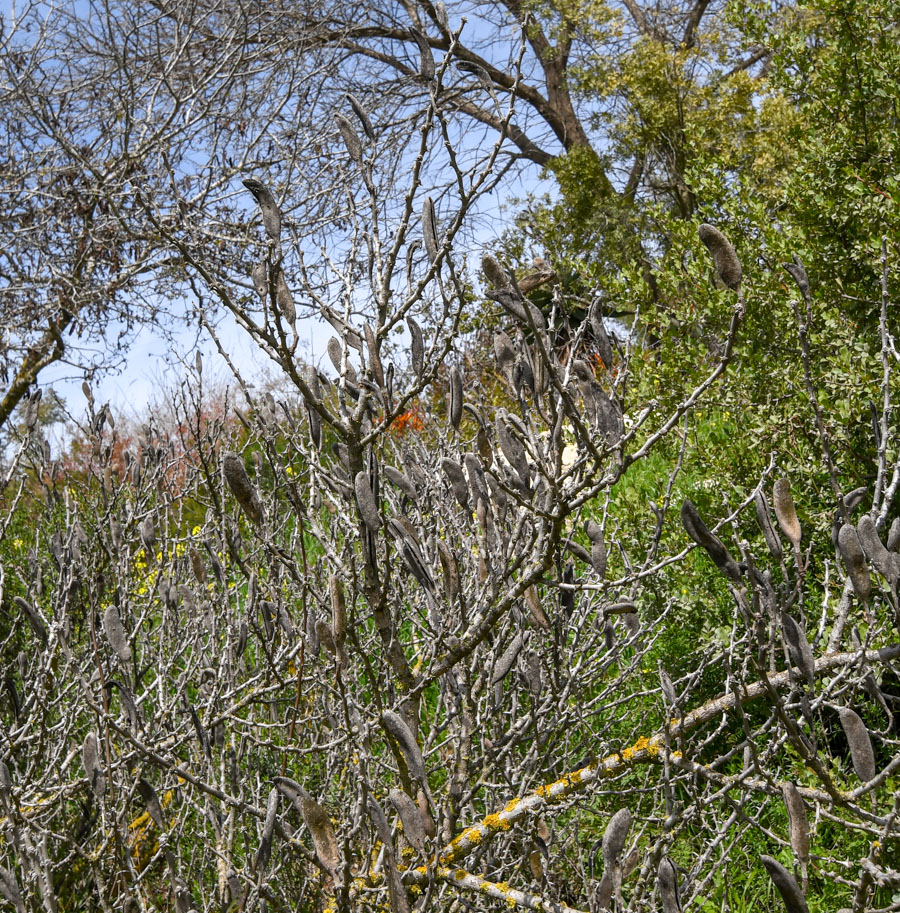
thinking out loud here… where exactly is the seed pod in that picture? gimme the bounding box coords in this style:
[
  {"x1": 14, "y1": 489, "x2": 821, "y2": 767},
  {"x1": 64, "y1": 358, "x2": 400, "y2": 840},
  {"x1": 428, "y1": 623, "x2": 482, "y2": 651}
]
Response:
[
  {"x1": 659, "y1": 669, "x2": 678, "y2": 709},
  {"x1": 493, "y1": 331, "x2": 516, "y2": 379},
  {"x1": 223, "y1": 452, "x2": 263, "y2": 526},
  {"x1": 416, "y1": 789, "x2": 436, "y2": 839},
  {"x1": 773, "y1": 478, "x2": 801, "y2": 549},
  {"x1": 698, "y1": 223, "x2": 741, "y2": 290},
  {"x1": 0, "y1": 866, "x2": 24, "y2": 913},
  {"x1": 335, "y1": 112, "x2": 363, "y2": 163},
  {"x1": 0, "y1": 760, "x2": 11, "y2": 806},
  {"x1": 389, "y1": 789, "x2": 427, "y2": 856},
  {"x1": 448, "y1": 366, "x2": 463, "y2": 430},
  {"x1": 102, "y1": 605, "x2": 131, "y2": 663},
  {"x1": 382, "y1": 710, "x2": 427, "y2": 785},
  {"x1": 495, "y1": 413, "x2": 530, "y2": 489},
  {"x1": 782, "y1": 782, "x2": 810, "y2": 863},
  {"x1": 408, "y1": 317, "x2": 425, "y2": 380},
  {"x1": 363, "y1": 323, "x2": 385, "y2": 387},
  {"x1": 299, "y1": 795, "x2": 341, "y2": 882},
  {"x1": 441, "y1": 458, "x2": 469, "y2": 510},
  {"x1": 585, "y1": 520, "x2": 607, "y2": 579},
  {"x1": 255, "y1": 787, "x2": 279, "y2": 872},
  {"x1": 274, "y1": 267, "x2": 295, "y2": 324},
  {"x1": 367, "y1": 795, "x2": 394, "y2": 849},
  {"x1": 601, "y1": 808, "x2": 631, "y2": 872},
  {"x1": 82, "y1": 732, "x2": 105, "y2": 799},
  {"x1": 242, "y1": 178, "x2": 282, "y2": 243},
  {"x1": 857, "y1": 515, "x2": 900, "y2": 585},
  {"x1": 413, "y1": 29, "x2": 435, "y2": 80},
  {"x1": 680, "y1": 500, "x2": 741, "y2": 581},
  {"x1": 346, "y1": 93, "x2": 375, "y2": 141},
  {"x1": 13, "y1": 596, "x2": 48, "y2": 646},
  {"x1": 754, "y1": 490, "x2": 783, "y2": 559},
  {"x1": 523, "y1": 585, "x2": 550, "y2": 632},
  {"x1": 837, "y1": 524, "x2": 871, "y2": 603},
  {"x1": 330, "y1": 576, "x2": 347, "y2": 661},
  {"x1": 887, "y1": 517, "x2": 900, "y2": 553},
  {"x1": 316, "y1": 619, "x2": 336, "y2": 655},
  {"x1": 589, "y1": 301, "x2": 615, "y2": 369},
  {"x1": 189, "y1": 547, "x2": 207, "y2": 584},
  {"x1": 327, "y1": 336, "x2": 344, "y2": 374},
  {"x1": 491, "y1": 633, "x2": 524, "y2": 685},
  {"x1": 437, "y1": 540, "x2": 460, "y2": 603},
  {"x1": 354, "y1": 471, "x2": 381, "y2": 533},
  {"x1": 838, "y1": 707, "x2": 876, "y2": 782},
  {"x1": 782, "y1": 613, "x2": 815, "y2": 688},
  {"x1": 384, "y1": 466, "x2": 417, "y2": 500},
  {"x1": 783, "y1": 257, "x2": 810, "y2": 297},
  {"x1": 421, "y1": 196, "x2": 439, "y2": 262},
  {"x1": 761, "y1": 855, "x2": 809, "y2": 913},
  {"x1": 106, "y1": 680, "x2": 141, "y2": 732},
  {"x1": 658, "y1": 857, "x2": 682, "y2": 913},
  {"x1": 251, "y1": 261, "x2": 267, "y2": 304}
]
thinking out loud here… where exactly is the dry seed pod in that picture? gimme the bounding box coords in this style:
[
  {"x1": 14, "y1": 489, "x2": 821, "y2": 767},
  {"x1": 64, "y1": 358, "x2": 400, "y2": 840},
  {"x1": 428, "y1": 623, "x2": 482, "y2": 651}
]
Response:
[
  {"x1": 256, "y1": 787, "x2": 279, "y2": 872},
  {"x1": 354, "y1": 471, "x2": 381, "y2": 533},
  {"x1": 366, "y1": 795, "x2": 394, "y2": 849},
  {"x1": 601, "y1": 808, "x2": 631, "y2": 872},
  {"x1": 413, "y1": 29, "x2": 435, "y2": 80},
  {"x1": 251, "y1": 260, "x2": 267, "y2": 304},
  {"x1": 754, "y1": 490, "x2": 783, "y2": 559},
  {"x1": 773, "y1": 478, "x2": 802, "y2": 549},
  {"x1": 887, "y1": 516, "x2": 900, "y2": 552},
  {"x1": 421, "y1": 196, "x2": 439, "y2": 262},
  {"x1": 346, "y1": 92, "x2": 375, "y2": 141},
  {"x1": 384, "y1": 466, "x2": 417, "y2": 500},
  {"x1": 416, "y1": 789, "x2": 436, "y2": 839},
  {"x1": 389, "y1": 789, "x2": 427, "y2": 855},
  {"x1": 382, "y1": 710, "x2": 427, "y2": 785},
  {"x1": 658, "y1": 857, "x2": 682, "y2": 913},
  {"x1": 589, "y1": 301, "x2": 615, "y2": 369},
  {"x1": 838, "y1": 707, "x2": 876, "y2": 782},
  {"x1": 491, "y1": 633, "x2": 524, "y2": 685},
  {"x1": 330, "y1": 576, "x2": 347, "y2": 654},
  {"x1": 482, "y1": 252, "x2": 510, "y2": 290},
  {"x1": 761, "y1": 855, "x2": 809, "y2": 913},
  {"x1": 137, "y1": 778, "x2": 164, "y2": 830},
  {"x1": 437, "y1": 540, "x2": 460, "y2": 603},
  {"x1": 680, "y1": 500, "x2": 741, "y2": 581},
  {"x1": 698, "y1": 223, "x2": 742, "y2": 290},
  {"x1": 782, "y1": 613, "x2": 815, "y2": 688},
  {"x1": 837, "y1": 524, "x2": 871, "y2": 603},
  {"x1": 223, "y1": 452, "x2": 263, "y2": 526},
  {"x1": 299, "y1": 795, "x2": 341, "y2": 882},
  {"x1": 464, "y1": 454, "x2": 490, "y2": 505},
  {"x1": 316, "y1": 619, "x2": 337, "y2": 655},
  {"x1": 493, "y1": 330, "x2": 516, "y2": 378},
  {"x1": 0, "y1": 760, "x2": 11, "y2": 806},
  {"x1": 448, "y1": 366, "x2": 463, "y2": 430},
  {"x1": 782, "y1": 782, "x2": 810, "y2": 863},
  {"x1": 13, "y1": 596, "x2": 48, "y2": 646},
  {"x1": 242, "y1": 177, "x2": 282, "y2": 243},
  {"x1": 441, "y1": 458, "x2": 469, "y2": 510},
  {"x1": 334, "y1": 112, "x2": 363, "y2": 163},
  {"x1": 102, "y1": 605, "x2": 131, "y2": 663},
  {"x1": 327, "y1": 336, "x2": 344, "y2": 374},
  {"x1": 82, "y1": 732, "x2": 105, "y2": 799},
  {"x1": 784, "y1": 257, "x2": 810, "y2": 297},
  {"x1": 274, "y1": 267, "x2": 295, "y2": 324},
  {"x1": 0, "y1": 866, "x2": 25, "y2": 913},
  {"x1": 585, "y1": 520, "x2": 607, "y2": 579},
  {"x1": 857, "y1": 514, "x2": 900, "y2": 585},
  {"x1": 364, "y1": 322, "x2": 385, "y2": 386},
  {"x1": 408, "y1": 317, "x2": 425, "y2": 380}
]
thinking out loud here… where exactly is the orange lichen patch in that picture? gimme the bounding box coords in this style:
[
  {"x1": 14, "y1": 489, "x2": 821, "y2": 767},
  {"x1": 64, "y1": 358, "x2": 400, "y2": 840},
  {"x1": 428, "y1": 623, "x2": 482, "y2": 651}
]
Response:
[
  {"x1": 503, "y1": 798, "x2": 520, "y2": 814},
  {"x1": 484, "y1": 813, "x2": 512, "y2": 831}
]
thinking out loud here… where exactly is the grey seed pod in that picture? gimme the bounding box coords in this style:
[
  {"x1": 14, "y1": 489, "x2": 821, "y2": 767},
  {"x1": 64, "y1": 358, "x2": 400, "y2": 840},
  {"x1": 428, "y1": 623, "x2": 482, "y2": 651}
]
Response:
[
  {"x1": 495, "y1": 413, "x2": 530, "y2": 489},
  {"x1": 384, "y1": 466, "x2": 417, "y2": 500},
  {"x1": 335, "y1": 112, "x2": 363, "y2": 163},
  {"x1": 421, "y1": 196, "x2": 439, "y2": 262},
  {"x1": 299, "y1": 795, "x2": 341, "y2": 882},
  {"x1": 274, "y1": 267, "x2": 295, "y2": 324},
  {"x1": 354, "y1": 471, "x2": 381, "y2": 533},
  {"x1": 437, "y1": 540, "x2": 460, "y2": 603},
  {"x1": 327, "y1": 336, "x2": 344, "y2": 374},
  {"x1": 754, "y1": 490, "x2": 783, "y2": 559},
  {"x1": 602, "y1": 808, "x2": 632, "y2": 873},
  {"x1": 346, "y1": 93, "x2": 375, "y2": 141},
  {"x1": 523, "y1": 587, "x2": 550, "y2": 632},
  {"x1": 82, "y1": 733, "x2": 105, "y2": 799},
  {"x1": 251, "y1": 260, "x2": 267, "y2": 304},
  {"x1": 761, "y1": 855, "x2": 809, "y2": 913},
  {"x1": 330, "y1": 576, "x2": 347, "y2": 661},
  {"x1": 493, "y1": 330, "x2": 516, "y2": 379},
  {"x1": 13, "y1": 596, "x2": 48, "y2": 646},
  {"x1": 273, "y1": 776, "x2": 306, "y2": 816},
  {"x1": 857, "y1": 515, "x2": 900, "y2": 584},
  {"x1": 564, "y1": 538, "x2": 591, "y2": 564},
  {"x1": 389, "y1": 788, "x2": 427, "y2": 856},
  {"x1": 698, "y1": 223, "x2": 742, "y2": 290},
  {"x1": 102, "y1": 605, "x2": 131, "y2": 663},
  {"x1": 658, "y1": 857, "x2": 682, "y2": 913},
  {"x1": 464, "y1": 454, "x2": 490, "y2": 506},
  {"x1": 136, "y1": 778, "x2": 165, "y2": 830},
  {"x1": 417, "y1": 790, "x2": 436, "y2": 839},
  {"x1": 0, "y1": 865, "x2": 25, "y2": 913},
  {"x1": 260, "y1": 600, "x2": 275, "y2": 640},
  {"x1": 412, "y1": 29, "x2": 435, "y2": 80},
  {"x1": 448, "y1": 366, "x2": 463, "y2": 430},
  {"x1": 434, "y1": 0, "x2": 449, "y2": 29},
  {"x1": 316, "y1": 619, "x2": 337, "y2": 655},
  {"x1": 887, "y1": 516, "x2": 900, "y2": 553},
  {"x1": 364, "y1": 323, "x2": 385, "y2": 387},
  {"x1": 367, "y1": 795, "x2": 394, "y2": 849},
  {"x1": 0, "y1": 760, "x2": 11, "y2": 804},
  {"x1": 277, "y1": 605, "x2": 296, "y2": 639},
  {"x1": 255, "y1": 787, "x2": 279, "y2": 872},
  {"x1": 782, "y1": 782, "x2": 810, "y2": 863},
  {"x1": 773, "y1": 478, "x2": 802, "y2": 548},
  {"x1": 408, "y1": 317, "x2": 425, "y2": 380},
  {"x1": 140, "y1": 516, "x2": 156, "y2": 554},
  {"x1": 659, "y1": 669, "x2": 678, "y2": 709},
  {"x1": 441, "y1": 458, "x2": 470, "y2": 510},
  {"x1": 838, "y1": 707, "x2": 876, "y2": 782},
  {"x1": 110, "y1": 518, "x2": 123, "y2": 552},
  {"x1": 782, "y1": 613, "x2": 815, "y2": 688},
  {"x1": 189, "y1": 547, "x2": 207, "y2": 584},
  {"x1": 624, "y1": 611, "x2": 641, "y2": 638},
  {"x1": 680, "y1": 500, "x2": 741, "y2": 581},
  {"x1": 589, "y1": 301, "x2": 615, "y2": 369},
  {"x1": 106, "y1": 680, "x2": 141, "y2": 732},
  {"x1": 837, "y1": 524, "x2": 871, "y2": 603},
  {"x1": 784, "y1": 257, "x2": 810, "y2": 297},
  {"x1": 491, "y1": 633, "x2": 524, "y2": 685},
  {"x1": 242, "y1": 178, "x2": 282, "y2": 243},
  {"x1": 522, "y1": 649, "x2": 543, "y2": 696},
  {"x1": 482, "y1": 252, "x2": 510, "y2": 290},
  {"x1": 382, "y1": 710, "x2": 427, "y2": 785},
  {"x1": 223, "y1": 452, "x2": 263, "y2": 526},
  {"x1": 585, "y1": 520, "x2": 607, "y2": 578}
]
